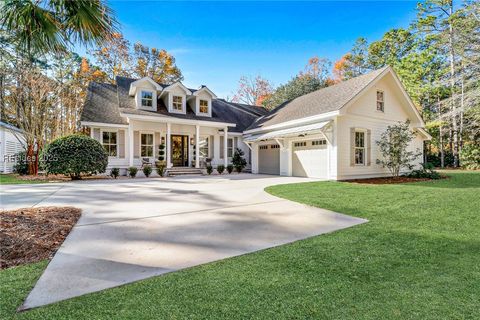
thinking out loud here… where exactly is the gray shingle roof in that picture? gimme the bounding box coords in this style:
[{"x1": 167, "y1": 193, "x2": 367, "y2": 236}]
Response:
[
  {"x1": 81, "y1": 77, "x2": 261, "y2": 132},
  {"x1": 81, "y1": 82, "x2": 128, "y2": 125},
  {"x1": 246, "y1": 66, "x2": 389, "y2": 131}
]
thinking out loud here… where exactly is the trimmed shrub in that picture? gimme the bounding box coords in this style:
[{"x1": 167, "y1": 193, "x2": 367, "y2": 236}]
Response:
[
  {"x1": 227, "y1": 164, "x2": 234, "y2": 174},
  {"x1": 232, "y1": 148, "x2": 247, "y2": 173},
  {"x1": 216, "y1": 164, "x2": 225, "y2": 174},
  {"x1": 143, "y1": 165, "x2": 152, "y2": 177},
  {"x1": 42, "y1": 134, "x2": 108, "y2": 180},
  {"x1": 110, "y1": 168, "x2": 120, "y2": 179},
  {"x1": 460, "y1": 144, "x2": 480, "y2": 170},
  {"x1": 156, "y1": 163, "x2": 166, "y2": 177},
  {"x1": 128, "y1": 166, "x2": 138, "y2": 178},
  {"x1": 206, "y1": 165, "x2": 213, "y2": 175}
]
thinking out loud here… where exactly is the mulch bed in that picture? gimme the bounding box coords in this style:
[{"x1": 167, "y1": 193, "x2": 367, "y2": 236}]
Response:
[
  {"x1": 17, "y1": 174, "x2": 110, "y2": 182},
  {"x1": 343, "y1": 176, "x2": 445, "y2": 184},
  {"x1": 0, "y1": 207, "x2": 81, "y2": 269}
]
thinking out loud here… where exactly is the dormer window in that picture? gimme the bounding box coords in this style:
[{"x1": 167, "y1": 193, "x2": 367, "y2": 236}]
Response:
[
  {"x1": 376, "y1": 90, "x2": 384, "y2": 112},
  {"x1": 173, "y1": 96, "x2": 183, "y2": 111},
  {"x1": 199, "y1": 100, "x2": 209, "y2": 113},
  {"x1": 141, "y1": 91, "x2": 153, "y2": 107}
]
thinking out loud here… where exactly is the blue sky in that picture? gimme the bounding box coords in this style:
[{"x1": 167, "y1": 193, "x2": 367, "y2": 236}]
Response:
[{"x1": 100, "y1": 1, "x2": 418, "y2": 98}]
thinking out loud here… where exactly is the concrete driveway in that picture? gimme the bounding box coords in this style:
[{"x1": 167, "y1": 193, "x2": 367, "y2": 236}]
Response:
[{"x1": 2, "y1": 174, "x2": 367, "y2": 310}]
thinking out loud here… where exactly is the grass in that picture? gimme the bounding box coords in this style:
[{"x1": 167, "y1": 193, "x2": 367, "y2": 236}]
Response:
[
  {"x1": 0, "y1": 171, "x2": 478, "y2": 319},
  {"x1": 0, "y1": 174, "x2": 48, "y2": 185}
]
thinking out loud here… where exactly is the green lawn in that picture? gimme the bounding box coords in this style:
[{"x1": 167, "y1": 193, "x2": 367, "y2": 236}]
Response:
[
  {"x1": 1, "y1": 171, "x2": 479, "y2": 319},
  {"x1": 0, "y1": 174, "x2": 49, "y2": 185}
]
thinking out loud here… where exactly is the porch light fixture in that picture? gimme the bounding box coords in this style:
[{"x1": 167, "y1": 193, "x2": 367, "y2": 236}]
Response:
[
  {"x1": 190, "y1": 137, "x2": 195, "y2": 145},
  {"x1": 218, "y1": 129, "x2": 224, "y2": 133}
]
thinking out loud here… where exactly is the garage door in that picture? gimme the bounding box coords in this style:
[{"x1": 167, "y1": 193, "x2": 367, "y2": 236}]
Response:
[
  {"x1": 292, "y1": 139, "x2": 328, "y2": 178},
  {"x1": 258, "y1": 144, "x2": 280, "y2": 175}
]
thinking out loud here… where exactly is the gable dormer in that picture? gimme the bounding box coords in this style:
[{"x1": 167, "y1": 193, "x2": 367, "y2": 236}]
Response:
[
  {"x1": 159, "y1": 82, "x2": 192, "y2": 114},
  {"x1": 189, "y1": 86, "x2": 217, "y2": 117},
  {"x1": 128, "y1": 77, "x2": 162, "y2": 111}
]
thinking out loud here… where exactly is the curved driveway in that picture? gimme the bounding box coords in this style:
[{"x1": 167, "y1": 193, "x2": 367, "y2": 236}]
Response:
[{"x1": 2, "y1": 174, "x2": 367, "y2": 310}]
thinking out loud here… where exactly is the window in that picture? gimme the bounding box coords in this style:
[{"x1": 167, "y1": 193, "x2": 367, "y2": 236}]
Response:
[
  {"x1": 354, "y1": 131, "x2": 365, "y2": 165},
  {"x1": 199, "y1": 100, "x2": 209, "y2": 113},
  {"x1": 102, "y1": 131, "x2": 117, "y2": 157},
  {"x1": 294, "y1": 141, "x2": 307, "y2": 147},
  {"x1": 312, "y1": 140, "x2": 326, "y2": 146},
  {"x1": 376, "y1": 90, "x2": 384, "y2": 112},
  {"x1": 227, "y1": 138, "x2": 234, "y2": 157},
  {"x1": 141, "y1": 91, "x2": 153, "y2": 107},
  {"x1": 141, "y1": 133, "x2": 154, "y2": 157},
  {"x1": 270, "y1": 144, "x2": 280, "y2": 149},
  {"x1": 172, "y1": 95, "x2": 183, "y2": 111},
  {"x1": 259, "y1": 145, "x2": 268, "y2": 150},
  {"x1": 199, "y1": 137, "x2": 209, "y2": 158}
]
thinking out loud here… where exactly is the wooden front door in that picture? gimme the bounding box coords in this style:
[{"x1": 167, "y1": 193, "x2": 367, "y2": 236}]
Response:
[{"x1": 171, "y1": 135, "x2": 189, "y2": 167}]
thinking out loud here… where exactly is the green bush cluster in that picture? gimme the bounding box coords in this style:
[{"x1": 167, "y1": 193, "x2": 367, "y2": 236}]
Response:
[
  {"x1": 143, "y1": 165, "x2": 152, "y2": 177},
  {"x1": 227, "y1": 164, "x2": 234, "y2": 174},
  {"x1": 110, "y1": 168, "x2": 120, "y2": 179},
  {"x1": 128, "y1": 166, "x2": 138, "y2": 178},
  {"x1": 232, "y1": 148, "x2": 247, "y2": 173},
  {"x1": 216, "y1": 164, "x2": 225, "y2": 174},
  {"x1": 460, "y1": 144, "x2": 480, "y2": 170},
  {"x1": 42, "y1": 134, "x2": 108, "y2": 180},
  {"x1": 206, "y1": 165, "x2": 213, "y2": 175},
  {"x1": 407, "y1": 163, "x2": 441, "y2": 179},
  {"x1": 156, "y1": 162, "x2": 166, "y2": 177}
]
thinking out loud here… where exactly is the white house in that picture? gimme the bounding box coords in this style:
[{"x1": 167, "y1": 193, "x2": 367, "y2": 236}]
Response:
[
  {"x1": 81, "y1": 66, "x2": 431, "y2": 179},
  {"x1": 0, "y1": 121, "x2": 26, "y2": 173}
]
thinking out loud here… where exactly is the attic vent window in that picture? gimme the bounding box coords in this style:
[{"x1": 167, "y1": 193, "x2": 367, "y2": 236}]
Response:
[
  {"x1": 376, "y1": 90, "x2": 384, "y2": 112},
  {"x1": 141, "y1": 91, "x2": 153, "y2": 107},
  {"x1": 199, "y1": 100, "x2": 208, "y2": 113},
  {"x1": 173, "y1": 96, "x2": 183, "y2": 111}
]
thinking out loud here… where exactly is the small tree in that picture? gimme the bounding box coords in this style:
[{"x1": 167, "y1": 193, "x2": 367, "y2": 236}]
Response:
[
  {"x1": 42, "y1": 134, "x2": 108, "y2": 180},
  {"x1": 231, "y1": 148, "x2": 247, "y2": 173},
  {"x1": 376, "y1": 121, "x2": 421, "y2": 177}
]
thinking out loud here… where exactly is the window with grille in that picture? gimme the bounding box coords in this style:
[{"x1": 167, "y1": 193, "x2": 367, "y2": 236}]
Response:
[
  {"x1": 141, "y1": 91, "x2": 153, "y2": 107},
  {"x1": 102, "y1": 131, "x2": 117, "y2": 157},
  {"x1": 312, "y1": 140, "x2": 326, "y2": 146},
  {"x1": 173, "y1": 96, "x2": 183, "y2": 111},
  {"x1": 141, "y1": 133, "x2": 154, "y2": 157},
  {"x1": 376, "y1": 90, "x2": 384, "y2": 112},
  {"x1": 355, "y1": 131, "x2": 365, "y2": 165},
  {"x1": 199, "y1": 100, "x2": 209, "y2": 113}
]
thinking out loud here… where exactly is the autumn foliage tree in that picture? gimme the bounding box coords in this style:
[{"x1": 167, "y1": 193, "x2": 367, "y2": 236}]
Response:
[
  {"x1": 132, "y1": 43, "x2": 183, "y2": 84},
  {"x1": 232, "y1": 75, "x2": 274, "y2": 106}
]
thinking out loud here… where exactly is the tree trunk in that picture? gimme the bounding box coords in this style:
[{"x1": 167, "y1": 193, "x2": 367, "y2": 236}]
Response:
[{"x1": 448, "y1": 1, "x2": 459, "y2": 167}]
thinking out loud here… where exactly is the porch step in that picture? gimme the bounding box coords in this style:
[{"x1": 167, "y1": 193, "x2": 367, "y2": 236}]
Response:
[{"x1": 165, "y1": 168, "x2": 204, "y2": 177}]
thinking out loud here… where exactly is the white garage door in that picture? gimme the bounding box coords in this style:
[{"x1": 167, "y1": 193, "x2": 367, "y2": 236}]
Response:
[
  {"x1": 292, "y1": 139, "x2": 328, "y2": 178},
  {"x1": 258, "y1": 144, "x2": 280, "y2": 175}
]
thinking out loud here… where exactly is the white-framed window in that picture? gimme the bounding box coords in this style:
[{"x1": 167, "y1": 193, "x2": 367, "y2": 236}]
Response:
[
  {"x1": 199, "y1": 100, "x2": 209, "y2": 113},
  {"x1": 355, "y1": 130, "x2": 366, "y2": 165},
  {"x1": 259, "y1": 145, "x2": 268, "y2": 150},
  {"x1": 270, "y1": 144, "x2": 280, "y2": 149},
  {"x1": 227, "y1": 138, "x2": 234, "y2": 157},
  {"x1": 376, "y1": 90, "x2": 384, "y2": 112},
  {"x1": 102, "y1": 131, "x2": 117, "y2": 157},
  {"x1": 172, "y1": 95, "x2": 183, "y2": 111},
  {"x1": 199, "y1": 137, "x2": 209, "y2": 158},
  {"x1": 294, "y1": 141, "x2": 307, "y2": 147},
  {"x1": 140, "y1": 133, "x2": 154, "y2": 157},
  {"x1": 141, "y1": 91, "x2": 153, "y2": 108}
]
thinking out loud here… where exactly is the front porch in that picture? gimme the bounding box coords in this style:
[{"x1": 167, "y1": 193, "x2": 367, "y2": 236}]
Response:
[{"x1": 89, "y1": 117, "x2": 251, "y2": 172}]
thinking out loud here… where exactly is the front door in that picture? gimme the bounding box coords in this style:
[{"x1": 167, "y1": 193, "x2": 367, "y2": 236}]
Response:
[{"x1": 171, "y1": 135, "x2": 189, "y2": 167}]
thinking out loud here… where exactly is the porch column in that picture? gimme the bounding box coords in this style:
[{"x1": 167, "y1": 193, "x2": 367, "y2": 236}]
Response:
[
  {"x1": 166, "y1": 123, "x2": 172, "y2": 168},
  {"x1": 223, "y1": 126, "x2": 228, "y2": 167},
  {"x1": 195, "y1": 125, "x2": 200, "y2": 168},
  {"x1": 128, "y1": 126, "x2": 134, "y2": 166}
]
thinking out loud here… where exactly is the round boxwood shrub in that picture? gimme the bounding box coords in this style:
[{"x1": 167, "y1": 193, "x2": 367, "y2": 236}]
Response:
[
  {"x1": 42, "y1": 134, "x2": 108, "y2": 180},
  {"x1": 216, "y1": 164, "x2": 225, "y2": 174},
  {"x1": 143, "y1": 165, "x2": 152, "y2": 177}
]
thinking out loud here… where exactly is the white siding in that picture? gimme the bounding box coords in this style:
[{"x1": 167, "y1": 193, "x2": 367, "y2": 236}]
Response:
[
  {"x1": 337, "y1": 75, "x2": 425, "y2": 179},
  {"x1": 0, "y1": 127, "x2": 26, "y2": 173}
]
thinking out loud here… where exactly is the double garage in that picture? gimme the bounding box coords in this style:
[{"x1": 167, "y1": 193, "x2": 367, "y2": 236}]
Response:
[{"x1": 258, "y1": 138, "x2": 328, "y2": 178}]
